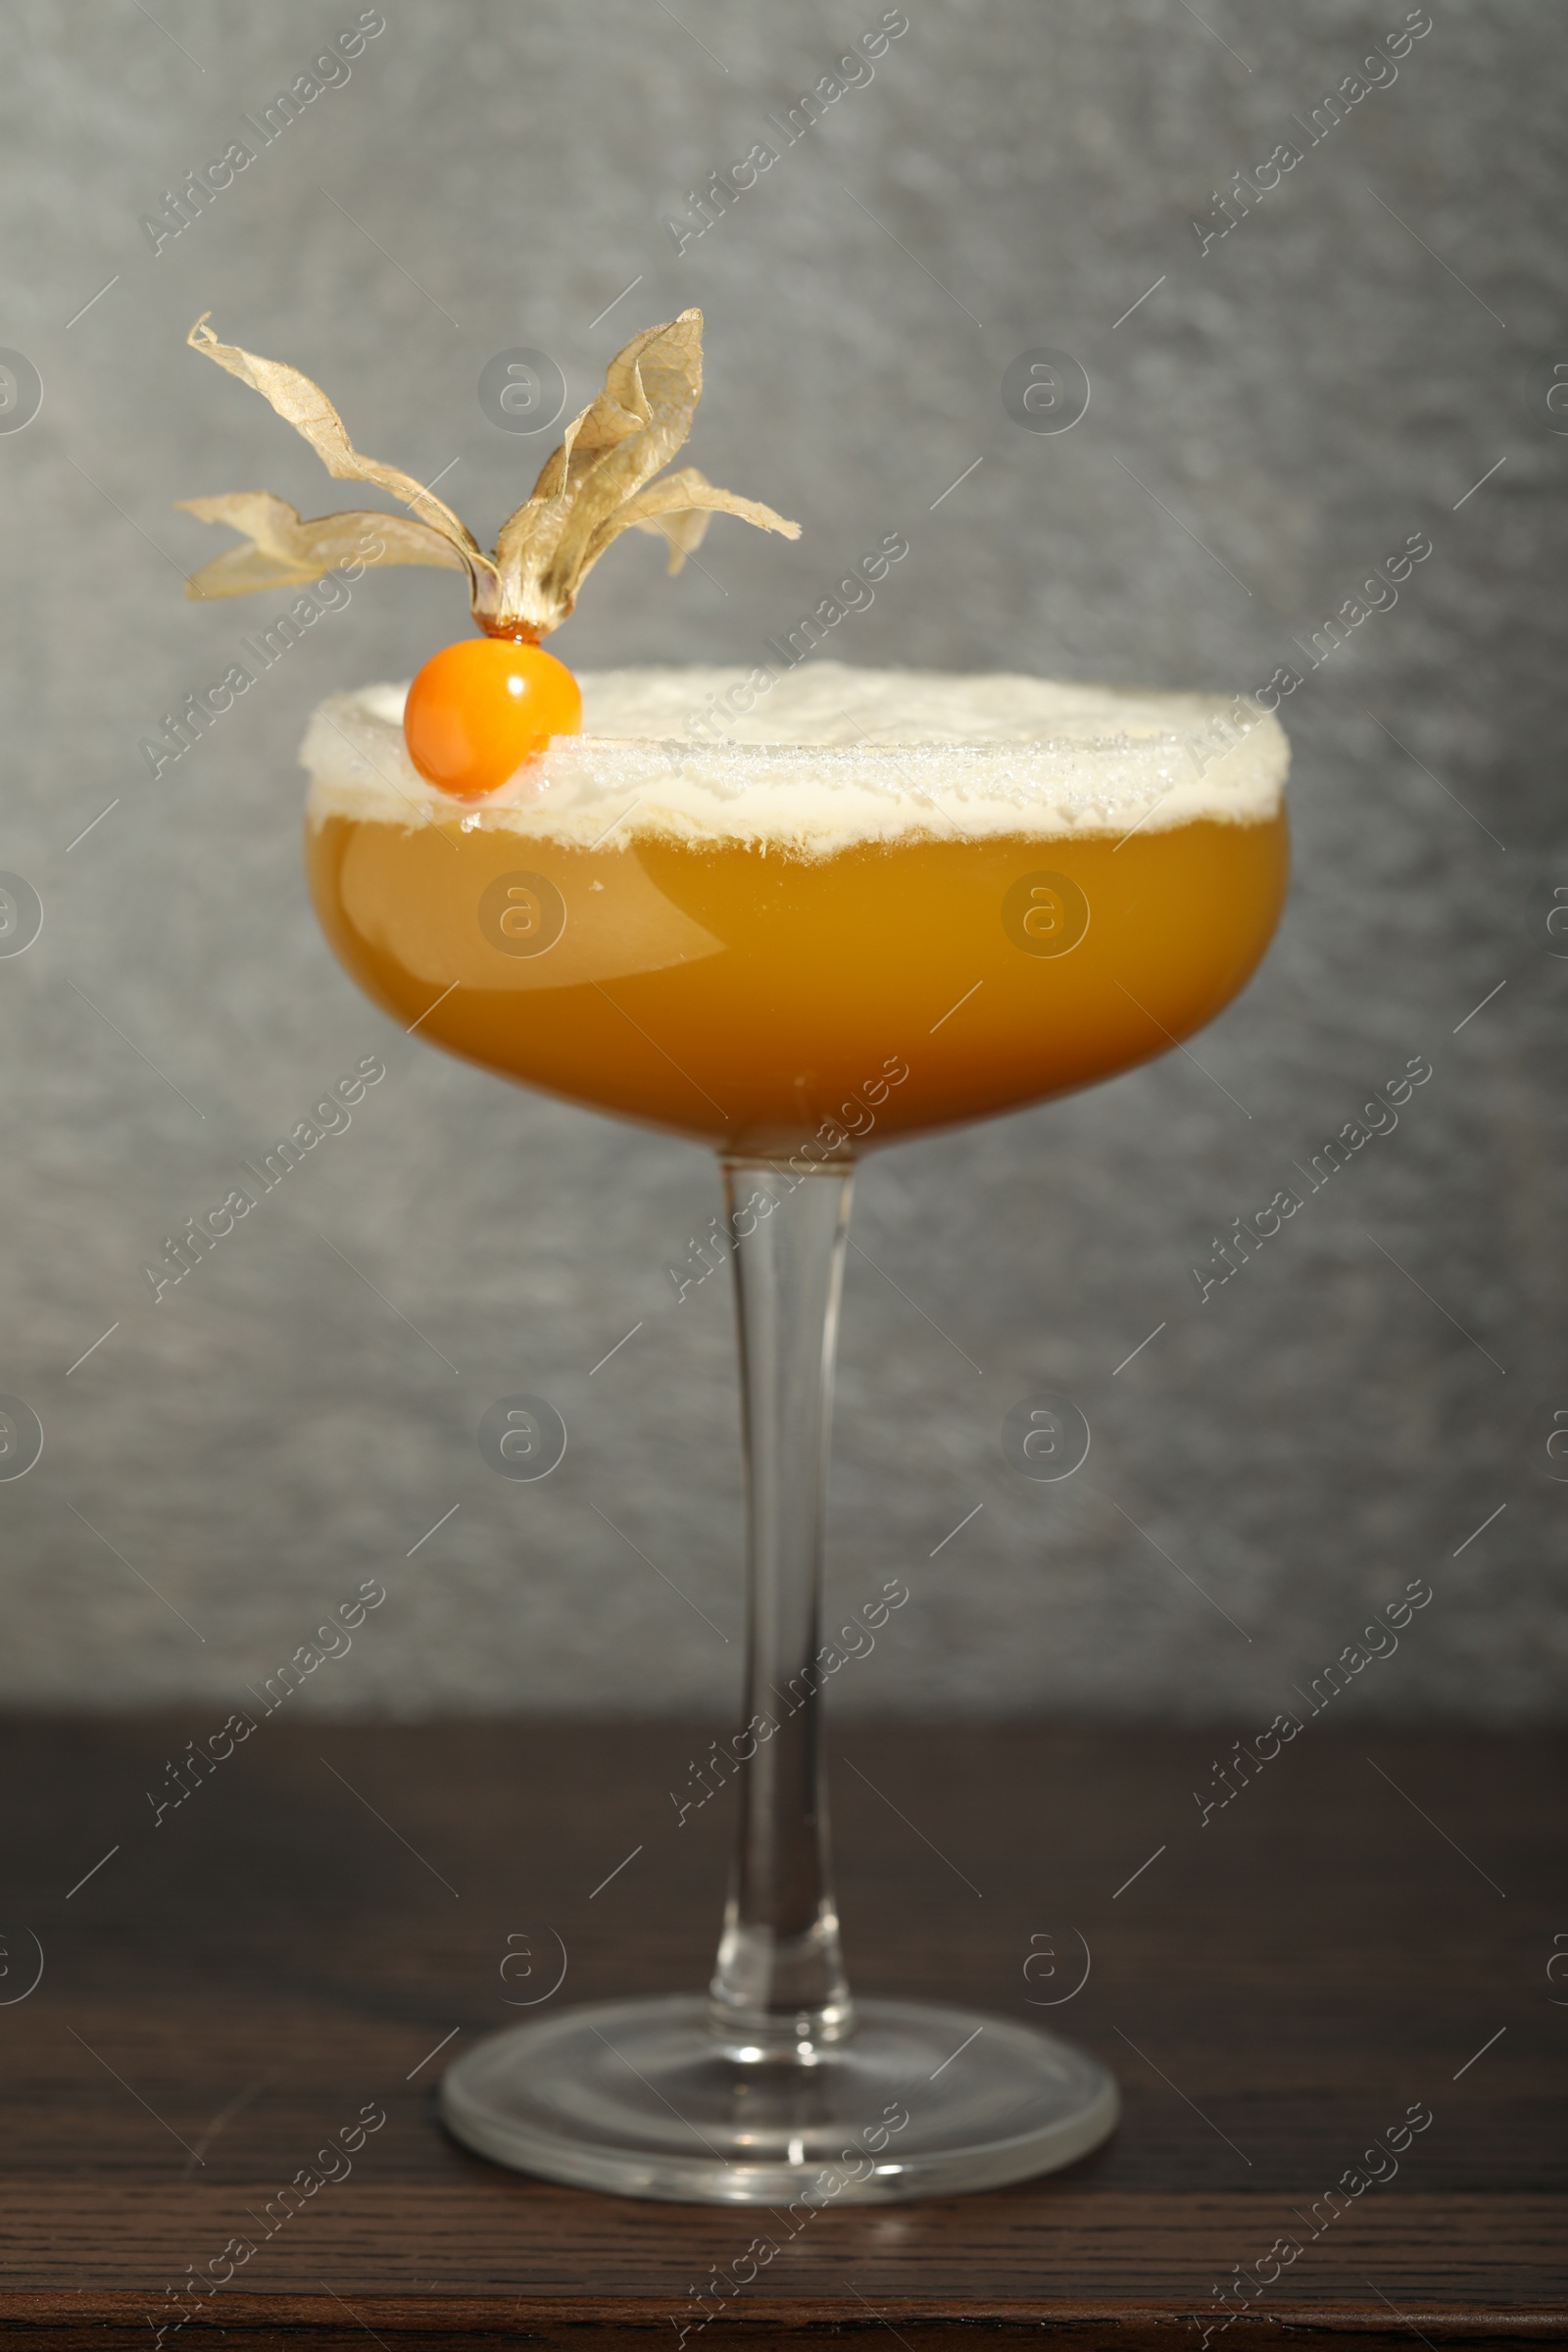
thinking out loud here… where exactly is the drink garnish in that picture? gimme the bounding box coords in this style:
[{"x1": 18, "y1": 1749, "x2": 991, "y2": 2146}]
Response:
[{"x1": 178, "y1": 308, "x2": 800, "y2": 797}]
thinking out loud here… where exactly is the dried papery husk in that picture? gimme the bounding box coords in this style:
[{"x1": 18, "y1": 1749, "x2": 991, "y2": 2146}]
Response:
[
  {"x1": 185, "y1": 317, "x2": 479, "y2": 553},
  {"x1": 616, "y1": 467, "x2": 793, "y2": 576},
  {"x1": 178, "y1": 491, "x2": 466, "y2": 600},
  {"x1": 179, "y1": 308, "x2": 799, "y2": 635}
]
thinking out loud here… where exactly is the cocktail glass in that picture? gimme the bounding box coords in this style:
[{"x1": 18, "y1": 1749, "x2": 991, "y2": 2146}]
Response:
[{"x1": 303, "y1": 662, "x2": 1288, "y2": 2203}]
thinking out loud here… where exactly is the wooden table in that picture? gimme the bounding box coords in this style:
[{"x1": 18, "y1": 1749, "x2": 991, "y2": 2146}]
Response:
[{"x1": 1, "y1": 1718, "x2": 1562, "y2": 2345}]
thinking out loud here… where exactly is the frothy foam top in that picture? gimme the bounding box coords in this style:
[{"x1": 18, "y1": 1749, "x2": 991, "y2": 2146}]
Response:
[{"x1": 302, "y1": 662, "x2": 1288, "y2": 854}]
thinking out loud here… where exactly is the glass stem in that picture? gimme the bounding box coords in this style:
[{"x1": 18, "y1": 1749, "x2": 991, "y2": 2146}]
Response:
[{"x1": 708, "y1": 1159, "x2": 856, "y2": 2059}]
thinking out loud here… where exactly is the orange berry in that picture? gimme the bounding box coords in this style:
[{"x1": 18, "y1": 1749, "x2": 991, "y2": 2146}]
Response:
[{"x1": 403, "y1": 638, "x2": 582, "y2": 800}]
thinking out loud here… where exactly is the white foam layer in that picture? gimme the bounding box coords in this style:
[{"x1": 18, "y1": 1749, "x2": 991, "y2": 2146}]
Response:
[{"x1": 301, "y1": 662, "x2": 1288, "y2": 853}]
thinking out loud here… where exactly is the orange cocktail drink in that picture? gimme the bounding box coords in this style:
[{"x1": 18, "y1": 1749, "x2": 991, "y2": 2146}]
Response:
[{"x1": 304, "y1": 666, "x2": 1288, "y2": 1161}]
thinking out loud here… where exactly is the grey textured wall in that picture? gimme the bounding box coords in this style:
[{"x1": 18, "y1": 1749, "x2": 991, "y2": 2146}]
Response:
[{"x1": 0, "y1": 0, "x2": 1563, "y2": 1721}]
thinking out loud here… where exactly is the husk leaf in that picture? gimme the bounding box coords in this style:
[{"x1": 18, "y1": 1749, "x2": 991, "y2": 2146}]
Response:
[
  {"x1": 186, "y1": 316, "x2": 479, "y2": 561},
  {"x1": 178, "y1": 492, "x2": 466, "y2": 600},
  {"x1": 615, "y1": 466, "x2": 798, "y2": 578},
  {"x1": 177, "y1": 307, "x2": 798, "y2": 635}
]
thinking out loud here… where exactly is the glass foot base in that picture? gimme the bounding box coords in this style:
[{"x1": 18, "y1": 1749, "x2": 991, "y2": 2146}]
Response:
[{"x1": 439, "y1": 1994, "x2": 1118, "y2": 2204}]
